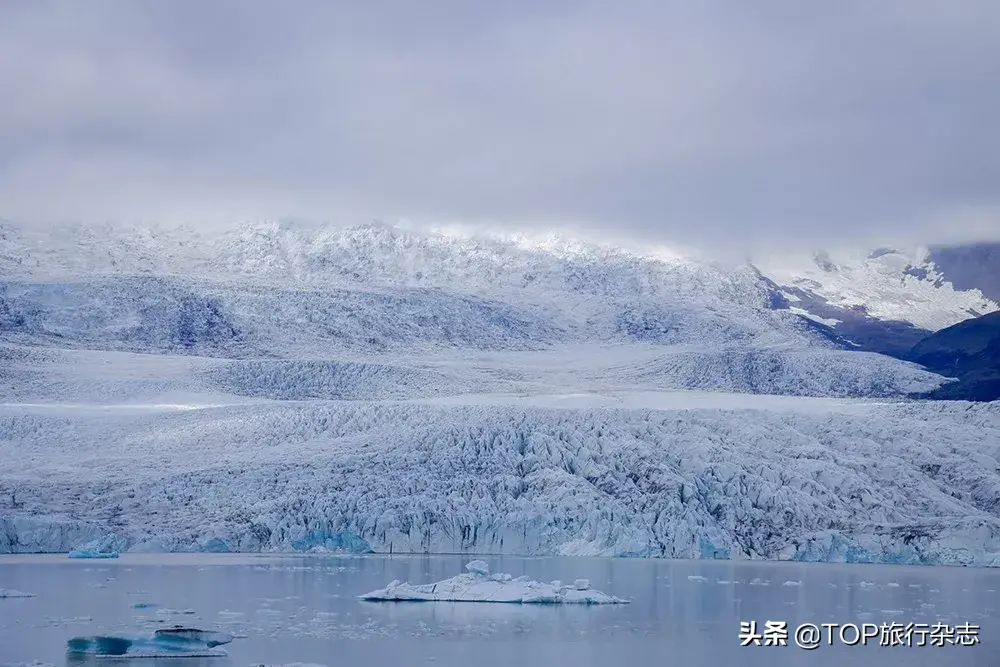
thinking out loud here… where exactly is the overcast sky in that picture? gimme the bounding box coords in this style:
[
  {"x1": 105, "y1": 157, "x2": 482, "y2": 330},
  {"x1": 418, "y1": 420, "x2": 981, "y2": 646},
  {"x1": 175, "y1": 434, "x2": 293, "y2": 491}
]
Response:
[{"x1": 0, "y1": 0, "x2": 998, "y2": 254}]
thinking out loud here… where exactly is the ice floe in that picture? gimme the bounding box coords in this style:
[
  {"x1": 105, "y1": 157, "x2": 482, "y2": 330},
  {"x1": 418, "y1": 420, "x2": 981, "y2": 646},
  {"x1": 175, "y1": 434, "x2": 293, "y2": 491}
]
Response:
[
  {"x1": 66, "y1": 627, "x2": 233, "y2": 658},
  {"x1": 358, "y1": 560, "x2": 629, "y2": 604},
  {"x1": 0, "y1": 588, "x2": 36, "y2": 598}
]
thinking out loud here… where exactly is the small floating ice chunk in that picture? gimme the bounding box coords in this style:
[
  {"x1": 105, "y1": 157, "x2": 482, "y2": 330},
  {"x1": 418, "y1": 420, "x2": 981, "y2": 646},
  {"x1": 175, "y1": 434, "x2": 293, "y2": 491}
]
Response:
[
  {"x1": 131, "y1": 602, "x2": 159, "y2": 609},
  {"x1": 465, "y1": 560, "x2": 489, "y2": 575},
  {"x1": 782, "y1": 581, "x2": 801, "y2": 587},
  {"x1": 687, "y1": 575, "x2": 707, "y2": 582},
  {"x1": 156, "y1": 608, "x2": 197, "y2": 616},
  {"x1": 358, "y1": 561, "x2": 628, "y2": 604},
  {"x1": 0, "y1": 588, "x2": 36, "y2": 598}
]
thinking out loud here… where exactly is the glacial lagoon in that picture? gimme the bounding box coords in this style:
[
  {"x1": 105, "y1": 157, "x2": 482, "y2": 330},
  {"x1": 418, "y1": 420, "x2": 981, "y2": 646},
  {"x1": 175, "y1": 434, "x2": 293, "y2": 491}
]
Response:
[{"x1": 1, "y1": 554, "x2": 999, "y2": 666}]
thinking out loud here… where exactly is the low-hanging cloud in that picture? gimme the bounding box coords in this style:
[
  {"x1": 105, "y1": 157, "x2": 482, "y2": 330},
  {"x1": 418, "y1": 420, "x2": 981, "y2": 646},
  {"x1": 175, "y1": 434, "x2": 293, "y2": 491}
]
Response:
[{"x1": 0, "y1": 0, "x2": 998, "y2": 254}]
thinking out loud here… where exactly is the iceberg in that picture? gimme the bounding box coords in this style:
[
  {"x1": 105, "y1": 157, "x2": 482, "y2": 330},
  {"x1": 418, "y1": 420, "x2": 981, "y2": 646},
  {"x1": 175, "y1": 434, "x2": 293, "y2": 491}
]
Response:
[
  {"x1": 66, "y1": 627, "x2": 233, "y2": 658},
  {"x1": 68, "y1": 534, "x2": 126, "y2": 559},
  {"x1": 0, "y1": 588, "x2": 36, "y2": 598},
  {"x1": 358, "y1": 560, "x2": 629, "y2": 604}
]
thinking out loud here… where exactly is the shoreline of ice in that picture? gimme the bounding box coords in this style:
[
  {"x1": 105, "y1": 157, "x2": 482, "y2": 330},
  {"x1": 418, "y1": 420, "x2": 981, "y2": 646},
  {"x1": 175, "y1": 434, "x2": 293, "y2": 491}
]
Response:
[{"x1": 358, "y1": 560, "x2": 629, "y2": 604}]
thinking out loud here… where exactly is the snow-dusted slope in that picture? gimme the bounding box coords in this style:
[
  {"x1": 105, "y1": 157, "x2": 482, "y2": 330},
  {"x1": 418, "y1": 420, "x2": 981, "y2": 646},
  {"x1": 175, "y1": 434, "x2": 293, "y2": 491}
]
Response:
[
  {"x1": 0, "y1": 221, "x2": 806, "y2": 355},
  {"x1": 0, "y1": 341, "x2": 945, "y2": 405},
  {"x1": 4, "y1": 221, "x2": 994, "y2": 339},
  {"x1": 0, "y1": 220, "x2": 765, "y2": 304},
  {"x1": 2, "y1": 397, "x2": 999, "y2": 565},
  {"x1": 2, "y1": 219, "x2": 944, "y2": 398}
]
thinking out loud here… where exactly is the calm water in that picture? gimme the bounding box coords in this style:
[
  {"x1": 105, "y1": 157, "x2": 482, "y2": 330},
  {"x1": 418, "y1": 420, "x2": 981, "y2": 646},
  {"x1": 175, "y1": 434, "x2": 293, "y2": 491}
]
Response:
[{"x1": 1, "y1": 554, "x2": 999, "y2": 666}]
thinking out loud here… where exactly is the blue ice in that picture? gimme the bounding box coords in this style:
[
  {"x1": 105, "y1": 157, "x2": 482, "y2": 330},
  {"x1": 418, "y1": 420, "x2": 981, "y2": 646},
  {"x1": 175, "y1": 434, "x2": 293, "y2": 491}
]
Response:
[
  {"x1": 290, "y1": 530, "x2": 373, "y2": 553},
  {"x1": 68, "y1": 534, "x2": 125, "y2": 559}
]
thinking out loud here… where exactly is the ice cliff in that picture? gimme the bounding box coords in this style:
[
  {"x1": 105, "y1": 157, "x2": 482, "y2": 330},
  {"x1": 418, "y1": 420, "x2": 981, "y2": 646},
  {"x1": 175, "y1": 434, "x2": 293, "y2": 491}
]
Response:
[{"x1": 2, "y1": 398, "x2": 999, "y2": 566}]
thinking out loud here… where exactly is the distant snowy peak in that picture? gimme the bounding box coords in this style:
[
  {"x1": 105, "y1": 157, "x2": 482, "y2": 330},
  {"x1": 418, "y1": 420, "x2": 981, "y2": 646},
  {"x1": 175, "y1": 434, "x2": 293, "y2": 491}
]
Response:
[{"x1": 757, "y1": 245, "x2": 999, "y2": 333}]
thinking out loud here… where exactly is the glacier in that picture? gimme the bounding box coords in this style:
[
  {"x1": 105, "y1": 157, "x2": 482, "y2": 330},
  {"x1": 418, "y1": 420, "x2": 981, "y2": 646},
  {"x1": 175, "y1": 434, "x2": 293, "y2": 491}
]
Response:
[{"x1": 0, "y1": 220, "x2": 998, "y2": 566}]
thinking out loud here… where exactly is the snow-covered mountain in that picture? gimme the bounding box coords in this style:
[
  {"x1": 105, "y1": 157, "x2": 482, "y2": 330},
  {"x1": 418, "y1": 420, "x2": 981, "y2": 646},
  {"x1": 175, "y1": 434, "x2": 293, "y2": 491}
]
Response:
[
  {"x1": 1, "y1": 220, "x2": 998, "y2": 564},
  {"x1": 754, "y1": 246, "x2": 999, "y2": 356},
  {"x1": 0, "y1": 220, "x2": 946, "y2": 396}
]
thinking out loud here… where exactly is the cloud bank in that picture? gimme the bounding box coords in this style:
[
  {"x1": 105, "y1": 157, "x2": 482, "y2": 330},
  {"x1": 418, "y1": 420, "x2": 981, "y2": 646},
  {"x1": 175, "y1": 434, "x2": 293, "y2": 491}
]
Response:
[{"x1": 0, "y1": 0, "x2": 997, "y2": 253}]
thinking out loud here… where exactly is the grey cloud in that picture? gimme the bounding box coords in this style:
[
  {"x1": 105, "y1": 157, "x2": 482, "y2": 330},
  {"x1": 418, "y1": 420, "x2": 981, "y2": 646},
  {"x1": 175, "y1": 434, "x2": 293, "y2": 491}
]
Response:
[{"x1": 0, "y1": 0, "x2": 998, "y2": 253}]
